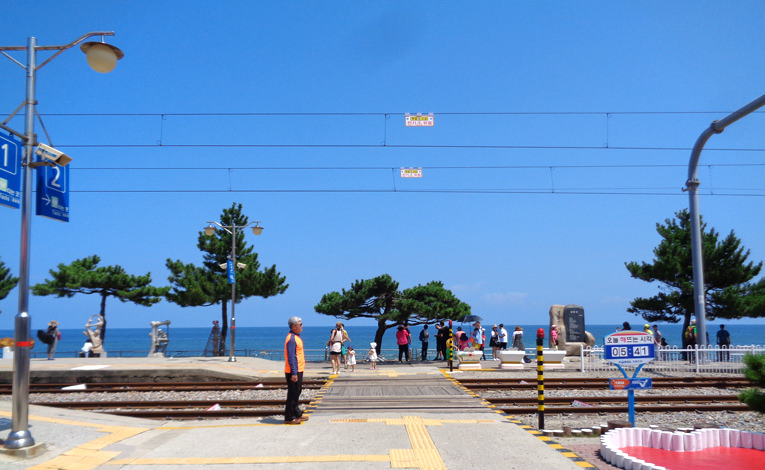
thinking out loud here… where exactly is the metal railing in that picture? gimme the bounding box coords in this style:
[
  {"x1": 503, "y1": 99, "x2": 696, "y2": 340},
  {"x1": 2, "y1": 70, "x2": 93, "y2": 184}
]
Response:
[{"x1": 579, "y1": 344, "x2": 764, "y2": 374}]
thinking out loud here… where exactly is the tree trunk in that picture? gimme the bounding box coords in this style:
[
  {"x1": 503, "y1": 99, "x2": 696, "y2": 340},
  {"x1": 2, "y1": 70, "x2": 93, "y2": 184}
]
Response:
[
  {"x1": 100, "y1": 293, "x2": 108, "y2": 342},
  {"x1": 219, "y1": 301, "x2": 228, "y2": 356},
  {"x1": 374, "y1": 318, "x2": 388, "y2": 355}
]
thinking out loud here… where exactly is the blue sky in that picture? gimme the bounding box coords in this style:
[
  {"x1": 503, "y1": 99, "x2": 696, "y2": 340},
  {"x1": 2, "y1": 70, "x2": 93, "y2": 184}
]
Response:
[{"x1": 1, "y1": 2, "x2": 764, "y2": 332}]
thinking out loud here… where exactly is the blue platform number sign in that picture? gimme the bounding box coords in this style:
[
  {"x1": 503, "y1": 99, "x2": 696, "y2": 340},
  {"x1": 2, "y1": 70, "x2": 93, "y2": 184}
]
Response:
[
  {"x1": 0, "y1": 132, "x2": 22, "y2": 209},
  {"x1": 227, "y1": 260, "x2": 235, "y2": 284},
  {"x1": 35, "y1": 163, "x2": 69, "y2": 222}
]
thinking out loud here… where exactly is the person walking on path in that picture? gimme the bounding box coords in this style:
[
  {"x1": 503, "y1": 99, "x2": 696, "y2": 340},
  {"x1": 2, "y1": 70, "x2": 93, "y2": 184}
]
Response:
[
  {"x1": 284, "y1": 316, "x2": 308, "y2": 425},
  {"x1": 327, "y1": 322, "x2": 345, "y2": 374},
  {"x1": 716, "y1": 324, "x2": 731, "y2": 361},
  {"x1": 45, "y1": 320, "x2": 60, "y2": 360},
  {"x1": 498, "y1": 324, "x2": 508, "y2": 350},
  {"x1": 419, "y1": 325, "x2": 429, "y2": 360},
  {"x1": 396, "y1": 325, "x2": 410, "y2": 363},
  {"x1": 368, "y1": 342, "x2": 378, "y2": 370}
]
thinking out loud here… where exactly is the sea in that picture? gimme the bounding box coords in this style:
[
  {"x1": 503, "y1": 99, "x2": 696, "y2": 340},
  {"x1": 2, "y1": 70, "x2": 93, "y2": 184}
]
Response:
[{"x1": 3, "y1": 323, "x2": 764, "y2": 360}]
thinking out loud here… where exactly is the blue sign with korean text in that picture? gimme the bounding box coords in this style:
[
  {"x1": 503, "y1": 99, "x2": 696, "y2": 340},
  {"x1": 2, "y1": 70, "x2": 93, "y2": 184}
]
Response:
[
  {"x1": 227, "y1": 260, "x2": 235, "y2": 284},
  {"x1": 603, "y1": 331, "x2": 655, "y2": 367},
  {"x1": 35, "y1": 163, "x2": 69, "y2": 222},
  {"x1": 0, "y1": 132, "x2": 22, "y2": 209}
]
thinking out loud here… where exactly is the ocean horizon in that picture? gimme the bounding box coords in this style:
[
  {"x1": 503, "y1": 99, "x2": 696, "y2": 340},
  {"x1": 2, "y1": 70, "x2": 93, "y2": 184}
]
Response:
[{"x1": 3, "y1": 323, "x2": 763, "y2": 360}]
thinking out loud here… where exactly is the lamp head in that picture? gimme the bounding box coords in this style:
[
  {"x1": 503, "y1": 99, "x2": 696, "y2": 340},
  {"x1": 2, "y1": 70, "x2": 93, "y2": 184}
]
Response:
[
  {"x1": 80, "y1": 41, "x2": 124, "y2": 73},
  {"x1": 204, "y1": 225, "x2": 215, "y2": 236},
  {"x1": 252, "y1": 224, "x2": 263, "y2": 236}
]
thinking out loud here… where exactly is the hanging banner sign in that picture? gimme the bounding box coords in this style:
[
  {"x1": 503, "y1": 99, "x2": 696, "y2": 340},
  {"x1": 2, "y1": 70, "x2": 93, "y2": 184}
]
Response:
[
  {"x1": 0, "y1": 132, "x2": 22, "y2": 209},
  {"x1": 400, "y1": 168, "x2": 422, "y2": 178},
  {"x1": 227, "y1": 260, "x2": 235, "y2": 284},
  {"x1": 405, "y1": 113, "x2": 434, "y2": 127}
]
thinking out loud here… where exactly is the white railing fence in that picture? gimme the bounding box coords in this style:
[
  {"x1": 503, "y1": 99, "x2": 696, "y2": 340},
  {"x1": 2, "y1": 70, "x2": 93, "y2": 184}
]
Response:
[{"x1": 580, "y1": 344, "x2": 765, "y2": 375}]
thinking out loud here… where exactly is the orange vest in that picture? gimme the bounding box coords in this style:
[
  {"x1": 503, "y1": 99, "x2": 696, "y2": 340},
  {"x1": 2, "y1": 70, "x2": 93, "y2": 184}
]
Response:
[{"x1": 284, "y1": 332, "x2": 305, "y2": 374}]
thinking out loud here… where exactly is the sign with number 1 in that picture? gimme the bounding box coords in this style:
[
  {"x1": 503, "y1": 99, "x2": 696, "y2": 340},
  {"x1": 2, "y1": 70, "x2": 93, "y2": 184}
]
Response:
[{"x1": 0, "y1": 132, "x2": 21, "y2": 209}]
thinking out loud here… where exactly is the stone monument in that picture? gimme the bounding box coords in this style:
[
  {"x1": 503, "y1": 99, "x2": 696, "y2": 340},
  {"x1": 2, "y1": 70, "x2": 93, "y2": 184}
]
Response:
[{"x1": 549, "y1": 304, "x2": 595, "y2": 356}]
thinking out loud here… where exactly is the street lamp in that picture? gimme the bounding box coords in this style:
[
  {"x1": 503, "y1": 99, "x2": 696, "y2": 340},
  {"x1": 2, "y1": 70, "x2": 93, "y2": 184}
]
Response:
[
  {"x1": 204, "y1": 220, "x2": 263, "y2": 362},
  {"x1": 0, "y1": 32, "x2": 123, "y2": 450}
]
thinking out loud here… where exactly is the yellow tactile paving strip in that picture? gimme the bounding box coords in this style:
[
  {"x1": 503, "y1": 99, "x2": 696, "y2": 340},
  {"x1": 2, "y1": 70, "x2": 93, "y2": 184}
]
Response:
[
  {"x1": 0, "y1": 410, "x2": 148, "y2": 470},
  {"x1": 441, "y1": 370, "x2": 596, "y2": 468}
]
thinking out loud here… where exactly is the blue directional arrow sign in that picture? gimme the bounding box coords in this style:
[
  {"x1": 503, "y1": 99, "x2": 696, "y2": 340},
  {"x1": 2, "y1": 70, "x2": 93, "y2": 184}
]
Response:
[
  {"x1": 0, "y1": 132, "x2": 22, "y2": 209},
  {"x1": 35, "y1": 163, "x2": 69, "y2": 222}
]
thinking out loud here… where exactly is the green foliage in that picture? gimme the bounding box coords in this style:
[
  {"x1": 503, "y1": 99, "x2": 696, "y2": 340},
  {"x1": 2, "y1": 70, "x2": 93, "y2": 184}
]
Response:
[
  {"x1": 314, "y1": 274, "x2": 470, "y2": 351},
  {"x1": 0, "y1": 257, "x2": 19, "y2": 314},
  {"x1": 31, "y1": 255, "x2": 168, "y2": 342},
  {"x1": 165, "y1": 203, "x2": 288, "y2": 355},
  {"x1": 625, "y1": 209, "x2": 764, "y2": 344},
  {"x1": 738, "y1": 353, "x2": 765, "y2": 413}
]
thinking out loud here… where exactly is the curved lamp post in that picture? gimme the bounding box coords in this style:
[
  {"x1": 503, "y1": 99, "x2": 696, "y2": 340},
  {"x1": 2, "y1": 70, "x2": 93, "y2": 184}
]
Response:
[
  {"x1": 204, "y1": 220, "x2": 263, "y2": 362},
  {"x1": 685, "y1": 94, "x2": 765, "y2": 353},
  {"x1": 0, "y1": 32, "x2": 123, "y2": 450}
]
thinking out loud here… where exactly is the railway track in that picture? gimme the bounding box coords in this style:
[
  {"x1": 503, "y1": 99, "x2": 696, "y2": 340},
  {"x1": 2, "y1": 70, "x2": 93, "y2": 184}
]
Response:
[
  {"x1": 27, "y1": 394, "x2": 750, "y2": 420},
  {"x1": 486, "y1": 394, "x2": 750, "y2": 414},
  {"x1": 459, "y1": 376, "x2": 752, "y2": 390},
  {"x1": 0, "y1": 380, "x2": 326, "y2": 394}
]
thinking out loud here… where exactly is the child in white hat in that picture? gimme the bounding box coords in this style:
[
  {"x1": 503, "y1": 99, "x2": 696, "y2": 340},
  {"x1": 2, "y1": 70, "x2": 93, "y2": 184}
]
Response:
[{"x1": 368, "y1": 342, "x2": 378, "y2": 370}]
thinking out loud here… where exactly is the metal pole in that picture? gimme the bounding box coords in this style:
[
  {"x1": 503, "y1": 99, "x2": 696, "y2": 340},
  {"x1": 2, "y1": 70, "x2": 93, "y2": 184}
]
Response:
[
  {"x1": 229, "y1": 224, "x2": 237, "y2": 362},
  {"x1": 686, "y1": 94, "x2": 765, "y2": 352},
  {"x1": 5, "y1": 37, "x2": 37, "y2": 450}
]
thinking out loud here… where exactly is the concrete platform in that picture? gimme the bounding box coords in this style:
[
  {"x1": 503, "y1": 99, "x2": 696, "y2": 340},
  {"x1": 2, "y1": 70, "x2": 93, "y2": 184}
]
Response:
[{"x1": 0, "y1": 356, "x2": 595, "y2": 469}]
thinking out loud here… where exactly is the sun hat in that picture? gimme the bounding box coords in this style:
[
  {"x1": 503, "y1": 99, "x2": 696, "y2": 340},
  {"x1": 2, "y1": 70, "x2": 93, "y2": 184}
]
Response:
[{"x1": 370, "y1": 342, "x2": 376, "y2": 348}]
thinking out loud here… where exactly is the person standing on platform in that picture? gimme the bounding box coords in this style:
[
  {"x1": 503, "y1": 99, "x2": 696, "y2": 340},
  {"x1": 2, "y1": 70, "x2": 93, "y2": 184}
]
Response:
[
  {"x1": 46, "y1": 320, "x2": 60, "y2": 360},
  {"x1": 435, "y1": 322, "x2": 445, "y2": 360},
  {"x1": 368, "y1": 342, "x2": 378, "y2": 370},
  {"x1": 396, "y1": 325, "x2": 410, "y2": 363},
  {"x1": 652, "y1": 324, "x2": 662, "y2": 346},
  {"x1": 716, "y1": 324, "x2": 731, "y2": 361},
  {"x1": 498, "y1": 324, "x2": 508, "y2": 350},
  {"x1": 490, "y1": 325, "x2": 500, "y2": 360},
  {"x1": 419, "y1": 324, "x2": 429, "y2": 360},
  {"x1": 472, "y1": 322, "x2": 485, "y2": 359},
  {"x1": 284, "y1": 316, "x2": 308, "y2": 425},
  {"x1": 327, "y1": 322, "x2": 345, "y2": 374},
  {"x1": 550, "y1": 324, "x2": 559, "y2": 350}
]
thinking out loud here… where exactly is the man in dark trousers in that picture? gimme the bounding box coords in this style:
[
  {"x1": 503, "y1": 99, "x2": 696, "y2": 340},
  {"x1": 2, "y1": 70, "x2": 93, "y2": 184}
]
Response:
[
  {"x1": 419, "y1": 324, "x2": 430, "y2": 360},
  {"x1": 284, "y1": 316, "x2": 308, "y2": 424}
]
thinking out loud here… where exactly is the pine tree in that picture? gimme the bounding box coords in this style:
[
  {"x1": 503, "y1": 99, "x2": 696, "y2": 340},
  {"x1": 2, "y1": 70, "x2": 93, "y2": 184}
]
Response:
[
  {"x1": 31, "y1": 255, "x2": 168, "y2": 342},
  {"x1": 625, "y1": 209, "x2": 765, "y2": 346},
  {"x1": 739, "y1": 354, "x2": 765, "y2": 413},
  {"x1": 314, "y1": 274, "x2": 470, "y2": 353},
  {"x1": 0, "y1": 257, "x2": 19, "y2": 315},
  {"x1": 166, "y1": 203, "x2": 288, "y2": 355}
]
